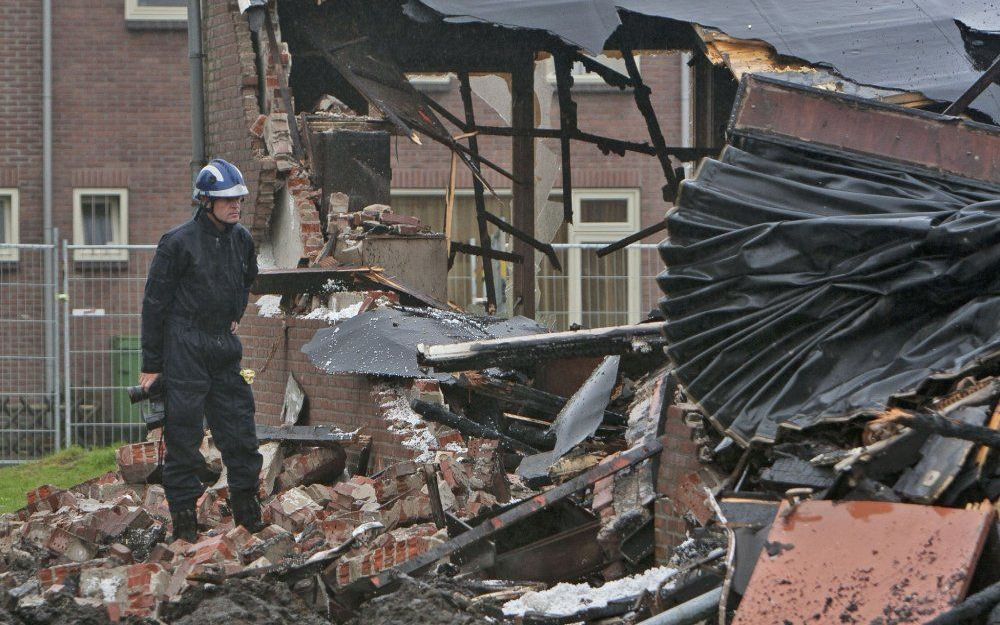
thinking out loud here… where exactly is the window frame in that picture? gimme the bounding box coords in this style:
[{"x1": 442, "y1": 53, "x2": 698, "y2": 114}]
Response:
[
  {"x1": 124, "y1": 0, "x2": 187, "y2": 22},
  {"x1": 0, "y1": 189, "x2": 20, "y2": 262},
  {"x1": 390, "y1": 187, "x2": 642, "y2": 326},
  {"x1": 73, "y1": 188, "x2": 130, "y2": 262},
  {"x1": 565, "y1": 189, "x2": 642, "y2": 326}
]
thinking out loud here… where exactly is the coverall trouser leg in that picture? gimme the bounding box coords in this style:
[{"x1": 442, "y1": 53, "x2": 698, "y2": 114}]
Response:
[{"x1": 162, "y1": 325, "x2": 262, "y2": 511}]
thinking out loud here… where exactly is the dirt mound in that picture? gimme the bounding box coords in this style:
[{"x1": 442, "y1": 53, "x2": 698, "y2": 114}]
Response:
[
  {"x1": 0, "y1": 590, "x2": 119, "y2": 625},
  {"x1": 347, "y1": 578, "x2": 493, "y2": 625}
]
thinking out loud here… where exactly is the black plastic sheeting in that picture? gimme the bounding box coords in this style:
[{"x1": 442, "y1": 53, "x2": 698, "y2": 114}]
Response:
[
  {"x1": 302, "y1": 307, "x2": 546, "y2": 378},
  {"x1": 412, "y1": 0, "x2": 1000, "y2": 123},
  {"x1": 657, "y1": 139, "x2": 1000, "y2": 445}
]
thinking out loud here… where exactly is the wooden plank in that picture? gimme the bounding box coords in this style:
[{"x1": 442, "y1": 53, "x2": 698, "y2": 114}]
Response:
[
  {"x1": 255, "y1": 424, "x2": 358, "y2": 445},
  {"x1": 458, "y1": 71, "x2": 498, "y2": 314},
  {"x1": 410, "y1": 399, "x2": 539, "y2": 455},
  {"x1": 456, "y1": 371, "x2": 625, "y2": 425},
  {"x1": 731, "y1": 75, "x2": 1000, "y2": 186},
  {"x1": 511, "y1": 51, "x2": 536, "y2": 318},
  {"x1": 417, "y1": 322, "x2": 666, "y2": 371}
]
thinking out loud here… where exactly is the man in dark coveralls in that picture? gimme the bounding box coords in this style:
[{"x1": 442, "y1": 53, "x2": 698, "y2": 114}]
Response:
[{"x1": 139, "y1": 158, "x2": 264, "y2": 542}]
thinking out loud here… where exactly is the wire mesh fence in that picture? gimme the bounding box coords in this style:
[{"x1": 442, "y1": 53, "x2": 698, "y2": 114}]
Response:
[
  {"x1": 0, "y1": 240, "x2": 664, "y2": 462},
  {"x1": 448, "y1": 243, "x2": 663, "y2": 330},
  {"x1": 0, "y1": 243, "x2": 60, "y2": 463},
  {"x1": 63, "y1": 243, "x2": 157, "y2": 450}
]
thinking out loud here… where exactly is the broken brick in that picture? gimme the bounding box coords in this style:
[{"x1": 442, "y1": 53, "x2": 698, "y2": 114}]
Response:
[
  {"x1": 264, "y1": 488, "x2": 322, "y2": 533},
  {"x1": 46, "y1": 527, "x2": 99, "y2": 562},
  {"x1": 275, "y1": 446, "x2": 346, "y2": 491},
  {"x1": 116, "y1": 441, "x2": 163, "y2": 484}
]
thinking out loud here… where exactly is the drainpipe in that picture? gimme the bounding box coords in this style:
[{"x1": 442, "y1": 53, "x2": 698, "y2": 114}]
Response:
[
  {"x1": 680, "y1": 52, "x2": 693, "y2": 175},
  {"x1": 43, "y1": 0, "x2": 55, "y2": 408},
  {"x1": 188, "y1": 0, "x2": 206, "y2": 179}
]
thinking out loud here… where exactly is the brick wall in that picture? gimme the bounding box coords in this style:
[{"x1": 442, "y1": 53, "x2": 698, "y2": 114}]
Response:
[
  {"x1": 0, "y1": 2, "x2": 46, "y2": 411},
  {"x1": 239, "y1": 310, "x2": 419, "y2": 470},
  {"x1": 0, "y1": 2, "x2": 192, "y2": 455},
  {"x1": 654, "y1": 403, "x2": 704, "y2": 563},
  {"x1": 202, "y1": 0, "x2": 272, "y2": 240}
]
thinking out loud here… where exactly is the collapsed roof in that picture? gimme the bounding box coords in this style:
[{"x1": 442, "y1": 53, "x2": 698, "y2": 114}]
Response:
[
  {"x1": 413, "y1": 0, "x2": 1000, "y2": 122},
  {"x1": 659, "y1": 76, "x2": 1000, "y2": 444}
]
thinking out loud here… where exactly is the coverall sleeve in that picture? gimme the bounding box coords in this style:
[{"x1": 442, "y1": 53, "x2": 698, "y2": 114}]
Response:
[
  {"x1": 238, "y1": 234, "x2": 258, "y2": 322},
  {"x1": 141, "y1": 233, "x2": 182, "y2": 373}
]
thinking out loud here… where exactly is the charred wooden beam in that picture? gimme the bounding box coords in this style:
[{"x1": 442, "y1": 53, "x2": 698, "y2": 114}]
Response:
[
  {"x1": 572, "y1": 52, "x2": 633, "y2": 90},
  {"x1": 410, "y1": 399, "x2": 539, "y2": 456},
  {"x1": 512, "y1": 52, "x2": 536, "y2": 318},
  {"x1": 481, "y1": 211, "x2": 562, "y2": 272},
  {"x1": 881, "y1": 409, "x2": 1000, "y2": 449},
  {"x1": 255, "y1": 424, "x2": 357, "y2": 445},
  {"x1": 416, "y1": 123, "x2": 516, "y2": 184},
  {"x1": 349, "y1": 436, "x2": 667, "y2": 594},
  {"x1": 448, "y1": 240, "x2": 522, "y2": 264},
  {"x1": 456, "y1": 371, "x2": 626, "y2": 425},
  {"x1": 622, "y1": 44, "x2": 681, "y2": 201},
  {"x1": 943, "y1": 53, "x2": 1000, "y2": 117},
  {"x1": 469, "y1": 126, "x2": 712, "y2": 161},
  {"x1": 458, "y1": 71, "x2": 499, "y2": 314},
  {"x1": 596, "y1": 220, "x2": 668, "y2": 257},
  {"x1": 417, "y1": 323, "x2": 667, "y2": 371},
  {"x1": 554, "y1": 51, "x2": 576, "y2": 224}
]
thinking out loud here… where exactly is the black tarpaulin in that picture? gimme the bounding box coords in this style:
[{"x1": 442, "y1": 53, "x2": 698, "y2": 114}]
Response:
[
  {"x1": 657, "y1": 138, "x2": 1000, "y2": 445},
  {"x1": 302, "y1": 307, "x2": 546, "y2": 378},
  {"x1": 413, "y1": 0, "x2": 1000, "y2": 123}
]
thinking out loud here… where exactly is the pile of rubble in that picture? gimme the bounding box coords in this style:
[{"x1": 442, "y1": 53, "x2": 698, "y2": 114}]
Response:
[{"x1": 3, "y1": 308, "x2": 1000, "y2": 623}]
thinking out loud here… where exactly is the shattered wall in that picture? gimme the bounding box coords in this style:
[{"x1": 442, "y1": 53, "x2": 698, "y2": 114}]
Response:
[{"x1": 240, "y1": 312, "x2": 424, "y2": 470}]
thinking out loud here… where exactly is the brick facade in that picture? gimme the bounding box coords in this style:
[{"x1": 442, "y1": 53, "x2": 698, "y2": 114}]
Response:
[
  {"x1": 0, "y1": 1, "x2": 192, "y2": 457},
  {"x1": 239, "y1": 311, "x2": 420, "y2": 470}
]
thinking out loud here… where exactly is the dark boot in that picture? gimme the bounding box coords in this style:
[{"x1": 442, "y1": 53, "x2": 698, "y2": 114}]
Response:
[
  {"x1": 230, "y1": 491, "x2": 265, "y2": 533},
  {"x1": 170, "y1": 507, "x2": 198, "y2": 543}
]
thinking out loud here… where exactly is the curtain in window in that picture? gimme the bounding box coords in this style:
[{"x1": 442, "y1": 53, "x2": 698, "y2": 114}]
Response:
[
  {"x1": 82, "y1": 195, "x2": 117, "y2": 246},
  {"x1": 0, "y1": 198, "x2": 8, "y2": 244}
]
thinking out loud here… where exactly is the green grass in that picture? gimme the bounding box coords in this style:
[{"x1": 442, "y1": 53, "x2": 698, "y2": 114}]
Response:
[{"x1": 0, "y1": 445, "x2": 120, "y2": 513}]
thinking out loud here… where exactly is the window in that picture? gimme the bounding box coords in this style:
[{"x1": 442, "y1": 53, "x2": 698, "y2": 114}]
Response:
[
  {"x1": 0, "y1": 189, "x2": 19, "y2": 262},
  {"x1": 545, "y1": 52, "x2": 639, "y2": 87},
  {"x1": 563, "y1": 190, "x2": 642, "y2": 328},
  {"x1": 125, "y1": 0, "x2": 187, "y2": 22},
  {"x1": 73, "y1": 189, "x2": 129, "y2": 262},
  {"x1": 391, "y1": 188, "x2": 641, "y2": 329}
]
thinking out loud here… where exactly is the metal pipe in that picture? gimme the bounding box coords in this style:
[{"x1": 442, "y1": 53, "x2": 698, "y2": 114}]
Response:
[
  {"x1": 62, "y1": 239, "x2": 71, "y2": 448},
  {"x1": 188, "y1": 0, "x2": 206, "y2": 177},
  {"x1": 637, "y1": 586, "x2": 724, "y2": 625},
  {"x1": 52, "y1": 228, "x2": 60, "y2": 452},
  {"x1": 42, "y1": 0, "x2": 55, "y2": 415}
]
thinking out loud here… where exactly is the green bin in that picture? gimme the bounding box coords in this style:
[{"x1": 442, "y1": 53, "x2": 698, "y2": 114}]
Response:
[{"x1": 111, "y1": 336, "x2": 143, "y2": 423}]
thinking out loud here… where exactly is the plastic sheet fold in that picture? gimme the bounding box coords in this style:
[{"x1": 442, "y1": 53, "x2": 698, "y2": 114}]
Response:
[{"x1": 658, "y1": 140, "x2": 1000, "y2": 444}]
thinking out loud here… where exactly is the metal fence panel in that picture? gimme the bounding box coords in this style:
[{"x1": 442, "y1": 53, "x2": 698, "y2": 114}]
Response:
[
  {"x1": 2, "y1": 240, "x2": 661, "y2": 462},
  {"x1": 64, "y1": 243, "x2": 157, "y2": 449},
  {"x1": 449, "y1": 243, "x2": 663, "y2": 331},
  {"x1": 0, "y1": 243, "x2": 60, "y2": 463}
]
